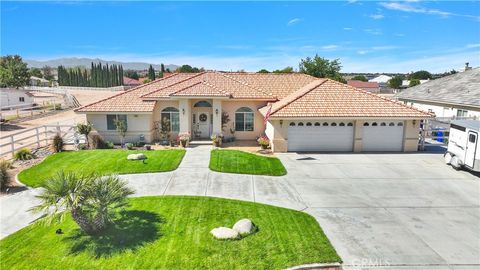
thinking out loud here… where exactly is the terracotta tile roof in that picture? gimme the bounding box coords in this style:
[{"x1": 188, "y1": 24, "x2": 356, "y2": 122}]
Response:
[
  {"x1": 260, "y1": 79, "x2": 432, "y2": 119},
  {"x1": 141, "y1": 72, "x2": 275, "y2": 99},
  {"x1": 122, "y1": 77, "x2": 141, "y2": 85},
  {"x1": 226, "y1": 73, "x2": 318, "y2": 99},
  {"x1": 75, "y1": 73, "x2": 198, "y2": 112},
  {"x1": 170, "y1": 81, "x2": 230, "y2": 97},
  {"x1": 347, "y1": 80, "x2": 379, "y2": 89}
]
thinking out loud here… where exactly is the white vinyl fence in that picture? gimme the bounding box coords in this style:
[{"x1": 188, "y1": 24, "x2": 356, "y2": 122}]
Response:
[{"x1": 0, "y1": 125, "x2": 85, "y2": 158}]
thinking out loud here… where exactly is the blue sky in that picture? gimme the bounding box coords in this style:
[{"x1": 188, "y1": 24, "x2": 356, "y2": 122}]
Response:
[{"x1": 1, "y1": 1, "x2": 479, "y2": 72}]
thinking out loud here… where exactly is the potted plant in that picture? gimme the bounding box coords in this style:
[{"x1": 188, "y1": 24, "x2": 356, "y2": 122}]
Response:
[
  {"x1": 145, "y1": 144, "x2": 152, "y2": 150},
  {"x1": 178, "y1": 132, "x2": 190, "y2": 147},
  {"x1": 257, "y1": 135, "x2": 270, "y2": 150},
  {"x1": 229, "y1": 128, "x2": 236, "y2": 142},
  {"x1": 211, "y1": 133, "x2": 223, "y2": 147}
]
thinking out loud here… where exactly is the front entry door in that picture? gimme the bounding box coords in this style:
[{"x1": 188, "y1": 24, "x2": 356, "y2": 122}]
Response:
[
  {"x1": 193, "y1": 111, "x2": 211, "y2": 138},
  {"x1": 465, "y1": 131, "x2": 478, "y2": 168}
]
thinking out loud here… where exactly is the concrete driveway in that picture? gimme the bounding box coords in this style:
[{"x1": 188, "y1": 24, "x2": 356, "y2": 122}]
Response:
[{"x1": 1, "y1": 145, "x2": 479, "y2": 269}]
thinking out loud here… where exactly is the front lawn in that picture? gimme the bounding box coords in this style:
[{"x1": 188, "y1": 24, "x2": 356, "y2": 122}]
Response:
[
  {"x1": 18, "y1": 149, "x2": 185, "y2": 187},
  {"x1": 209, "y1": 149, "x2": 287, "y2": 176},
  {"x1": 0, "y1": 196, "x2": 340, "y2": 269}
]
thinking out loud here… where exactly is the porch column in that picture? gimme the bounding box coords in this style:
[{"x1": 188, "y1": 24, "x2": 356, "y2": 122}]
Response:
[
  {"x1": 353, "y1": 120, "x2": 363, "y2": 152},
  {"x1": 179, "y1": 99, "x2": 191, "y2": 134},
  {"x1": 212, "y1": 99, "x2": 222, "y2": 135}
]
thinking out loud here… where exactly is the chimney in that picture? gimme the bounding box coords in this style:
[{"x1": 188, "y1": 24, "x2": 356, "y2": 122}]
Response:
[{"x1": 465, "y1": 62, "x2": 472, "y2": 71}]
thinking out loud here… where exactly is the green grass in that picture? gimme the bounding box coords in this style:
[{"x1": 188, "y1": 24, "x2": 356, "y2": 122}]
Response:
[
  {"x1": 209, "y1": 149, "x2": 287, "y2": 176},
  {"x1": 18, "y1": 149, "x2": 185, "y2": 187},
  {"x1": 0, "y1": 196, "x2": 340, "y2": 270}
]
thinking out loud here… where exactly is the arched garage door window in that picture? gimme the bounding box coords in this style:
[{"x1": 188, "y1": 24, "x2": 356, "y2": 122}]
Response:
[
  {"x1": 161, "y1": 107, "x2": 180, "y2": 132},
  {"x1": 235, "y1": 107, "x2": 254, "y2": 131}
]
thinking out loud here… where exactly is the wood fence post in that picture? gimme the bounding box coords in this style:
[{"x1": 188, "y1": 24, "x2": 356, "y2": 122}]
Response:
[
  {"x1": 10, "y1": 136, "x2": 15, "y2": 158},
  {"x1": 36, "y1": 128, "x2": 41, "y2": 148}
]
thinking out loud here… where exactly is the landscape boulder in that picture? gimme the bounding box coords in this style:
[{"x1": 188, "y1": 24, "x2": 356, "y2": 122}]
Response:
[
  {"x1": 210, "y1": 227, "x2": 240, "y2": 240},
  {"x1": 127, "y1": 153, "x2": 147, "y2": 160},
  {"x1": 233, "y1": 218, "x2": 255, "y2": 235}
]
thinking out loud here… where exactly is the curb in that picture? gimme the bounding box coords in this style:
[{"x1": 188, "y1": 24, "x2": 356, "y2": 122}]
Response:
[{"x1": 286, "y1": 262, "x2": 342, "y2": 270}]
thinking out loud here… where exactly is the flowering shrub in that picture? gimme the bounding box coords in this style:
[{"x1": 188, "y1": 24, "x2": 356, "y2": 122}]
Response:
[
  {"x1": 257, "y1": 135, "x2": 270, "y2": 148},
  {"x1": 178, "y1": 132, "x2": 191, "y2": 142}
]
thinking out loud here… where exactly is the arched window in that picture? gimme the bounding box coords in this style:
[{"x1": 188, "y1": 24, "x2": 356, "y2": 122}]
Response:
[
  {"x1": 331, "y1": 122, "x2": 337, "y2": 126},
  {"x1": 339, "y1": 122, "x2": 345, "y2": 126},
  {"x1": 372, "y1": 122, "x2": 378, "y2": 126},
  {"x1": 380, "y1": 122, "x2": 386, "y2": 126},
  {"x1": 314, "y1": 122, "x2": 320, "y2": 126},
  {"x1": 193, "y1": 101, "x2": 212, "y2": 107},
  {"x1": 363, "y1": 122, "x2": 370, "y2": 126},
  {"x1": 161, "y1": 107, "x2": 180, "y2": 132},
  {"x1": 347, "y1": 123, "x2": 353, "y2": 126},
  {"x1": 298, "y1": 122, "x2": 304, "y2": 126},
  {"x1": 389, "y1": 122, "x2": 395, "y2": 126},
  {"x1": 306, "y1": 122, "x2": 312, "y2": 126},
  {"x1": 235, "y1": 107, "x2": 254, "y2": 131},
  {"x1": 397, "y1": 122, "x2": 404, "y2": 126},
  {"x1": 322, "y1": 122, "x2": 329, "y2": 126},
  {"x1": 289, "y1": 122, "x2": 296, "y2": 126}
]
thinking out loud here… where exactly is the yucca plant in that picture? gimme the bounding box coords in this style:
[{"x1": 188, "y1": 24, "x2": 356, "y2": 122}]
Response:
[
  {"x1": 0, "y1": 159, "x2": 12, "y2": 190},
  {"x1": 31, "y1": 171, "x2": 134, "y2": 234},
  {"x1": 52, "y1": 133, "x2": 64, "y2": 153},
  {"x1": 76, "y1": 122, "x2": 93, "y2": 149}
]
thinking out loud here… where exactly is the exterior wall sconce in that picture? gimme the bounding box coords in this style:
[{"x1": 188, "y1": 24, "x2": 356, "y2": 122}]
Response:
[
  {"x1": 279, "y1": 120, "x2": 283, "y2": 126},
  {"x1": 413, "y1": 120, "x2": 416, "y2": 125},
  {"x1": 215, "y1": 108, "x2": 219, "y2": 115},
  {"x1": 182, "y1": 108, "x2": 185, "y2": 115}
]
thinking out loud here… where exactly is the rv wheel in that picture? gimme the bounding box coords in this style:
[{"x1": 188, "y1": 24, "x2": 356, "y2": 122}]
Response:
[{"x1": 450, "y1": 156, "x2": 461, "y2": 171}]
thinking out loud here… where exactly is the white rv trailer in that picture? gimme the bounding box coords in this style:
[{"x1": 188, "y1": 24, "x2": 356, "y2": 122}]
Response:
[{"x1": 444, "y1": 120, "x2": 480, "y2": 172}]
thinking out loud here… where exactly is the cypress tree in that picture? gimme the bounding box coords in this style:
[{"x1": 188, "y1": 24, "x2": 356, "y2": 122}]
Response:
[
  {"x1": 161, "y1": 63, "x2": 165, "y2": 73},
  {"x1": 148, "y1": 65, "x2": 155, "y2": 81}
]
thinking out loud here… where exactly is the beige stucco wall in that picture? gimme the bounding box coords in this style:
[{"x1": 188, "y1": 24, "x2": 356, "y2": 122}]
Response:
[
  {"x1": 86, "y1": 113, "x2": 153, "y2": 144},
  {"x1": 221, "y1": 100, "x2": 268, "y2": 140},
  {"x1": 403, "y1": 119, "x2": 421, "y2": 152}
]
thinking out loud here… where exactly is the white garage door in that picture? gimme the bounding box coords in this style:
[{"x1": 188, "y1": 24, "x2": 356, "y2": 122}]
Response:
[
  {"x1": 288, "y1": 121, "x2": 354, "y2": 152},
  {"x1": 362, "y1": 121, "x2": 404, "y2": 151}
]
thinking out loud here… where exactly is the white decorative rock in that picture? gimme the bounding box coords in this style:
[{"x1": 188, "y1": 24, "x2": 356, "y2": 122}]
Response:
[
  {"x1": 210, "y1": 227, "x2": 240, "y2": 240},
  {"x1": 233, "y1": 218, "x2": 255, "y2": 235},
  {"x1": 127, "y1": 153, "x2": 147, "y2": 160}
]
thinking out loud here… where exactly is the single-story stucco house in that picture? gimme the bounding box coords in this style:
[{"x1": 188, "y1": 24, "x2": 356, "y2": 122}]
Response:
[
  {"x1": 75, "y1": 71, "x2": 431, "y2": 152},
  {"x1": 396, "y1": 68, "x2": 480, "y2": 119}
]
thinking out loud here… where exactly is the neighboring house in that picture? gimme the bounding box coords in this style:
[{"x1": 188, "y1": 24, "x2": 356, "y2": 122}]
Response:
[
  {"x1": 29, "y1": 76, "x2": 50, "y2": 87},
  {"x1": 369, "y1": 74, "x2": 392, "y2": 85},
  {"x1": 396, "y1": 68, "x2": 480, "y2": 119},
  {"x1": 122, "y1": 77, "x2": 141, "y2": 89},
  {"x1": 347, "y1": 80, "x2": 380, "y2": 93},
  {"x1": 75, "y1": 71, "x2": 431, "y2": 152},
  {"x1": 0, "y1": 88, "x2": 35, "y2": 109},
  {"x1": 400, "y1": 79, "x2": 430, "y2": 89}
]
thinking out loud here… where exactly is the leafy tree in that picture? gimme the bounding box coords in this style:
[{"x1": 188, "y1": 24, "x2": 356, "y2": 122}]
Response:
[
  {"x1": 409, "y1": 79, "x2": 421, "y2": 87},
  {"x1": 0, "y1": 55, "x2": 30, "y2": 88},
  {"x1": 257, "y1": 69, "x2": 270, "y2": 73},
  {"x1": 388, "y1": 76, "x2": 403, "y2": 89},
  {"x1": 42, "y1": 66, "x2": 55, "y2": 81},
  {"x1": 299, "y1": 54, "x2": 345, "y2": 82},
  {"x1": 29, "y1": 68, "x2": 43, "y2": 78},
  {"x1": 124, "y1": 70, "x2": 139, "y2": 80},
  {"x1": 409, "y1": 70, "x2": 432, "y2": 80},
  {"x1": 76, "y1": 122, "x2": 93, "y2": 148},
  {"x1": 148, "y1": 65, "x2": 155, "y2": 81},
  {"x1": 273, "y1": 67, "x2": 294, "y2": 73},
  {"x1": 31, "y1": 171, "x2": 133, "y2": 234},
  {"x1": 177, "y1": 64, "x2": 202, "y2": 73},
  {"x1": 114, "y1": 118, "x2": 128, "y2": 146},
  {"x1": 142, "y1": 78, "x2": 152, "y2": 84},
  {"x1": 351, "y1": 75, "x2": 368, "y2": 82}
]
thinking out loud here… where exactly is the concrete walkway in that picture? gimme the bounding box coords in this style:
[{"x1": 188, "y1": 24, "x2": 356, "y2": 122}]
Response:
[{"x1": 1, "y1": 146, "x2": 479, "y2": 270}]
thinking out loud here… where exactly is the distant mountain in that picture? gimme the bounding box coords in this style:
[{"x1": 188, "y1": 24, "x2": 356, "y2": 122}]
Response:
[{"x1": 25, "y1": 57, "x2": 178, "y2": 71}]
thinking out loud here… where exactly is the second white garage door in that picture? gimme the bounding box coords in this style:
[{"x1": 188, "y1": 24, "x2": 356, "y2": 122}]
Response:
[
  {"x1": 362, "y1": 121, "x2": 404, "y2": 151},
  {"x1": 288, "y1": 121, "x2": 354, "y2": 152}
]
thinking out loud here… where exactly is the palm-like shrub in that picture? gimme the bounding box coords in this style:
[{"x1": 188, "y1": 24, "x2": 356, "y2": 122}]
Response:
[
  {"x1": 31, "y1": 171, "x2": 134, "y2": 234},
  {"x1": 14, "y1": 148, "x2": 34, "y2": 160},
  {"x1": 0, "y1": 160, "x2": 12, "y2": 190},
  {"x1": 76, "y1": 122, "x2": 93, "y2": 149}
]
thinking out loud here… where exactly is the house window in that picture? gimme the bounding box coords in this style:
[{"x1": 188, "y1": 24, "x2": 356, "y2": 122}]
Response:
[
  {"x1": 235, "y1": 107, "x2": 254, "y2": 131},
  {"x1": 107, "y1": 114, "x2": 127, "y2": 130},
  {"x1": 289, "y1": 122, "x2": 296, "y2": 126},
  {"x1": 298, "y1": 122, "x2": 304, "y2": 126},
  {"x1": 364, "y1": 122, "x2": 370, "y2": 126},
  {"x1": 347, "y1": 123, "x2": 353, "y2": 126},
  {"x1": 161, "y1": 107, "x2": 180, "y2": 132},
  {"x1": 19, "y1": 97, "x2": 25, "y2": 102},
  {"x1": 314, "y1": 122, "x2": 320, "y2": 126},
  {"x1": 397, "y1": 122, "x2": 403, "y2": 126},
  {"x1": 193, "y1": 101, "x2": 212, "y2": 107},
  {"x1": 331, "y1": 122, "x2": 337, "y2": 126},
  {"x1": 339, "y1": 122, "x2": 345, "y2": 126},
  {"x1": 306, "y1": 122, "x2": 312, "y2": 126},
  {"x1": 457, "y1": 109, "x2": 468, "y2": 117},
  {"x1": 322, "y1": 122, "x2": 328, "y2": 126}
]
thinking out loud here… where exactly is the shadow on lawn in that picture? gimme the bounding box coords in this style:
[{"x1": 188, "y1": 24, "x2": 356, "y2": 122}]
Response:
[{"x1": 65, "y1": 210, "x2": 164, "y2": 258}]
